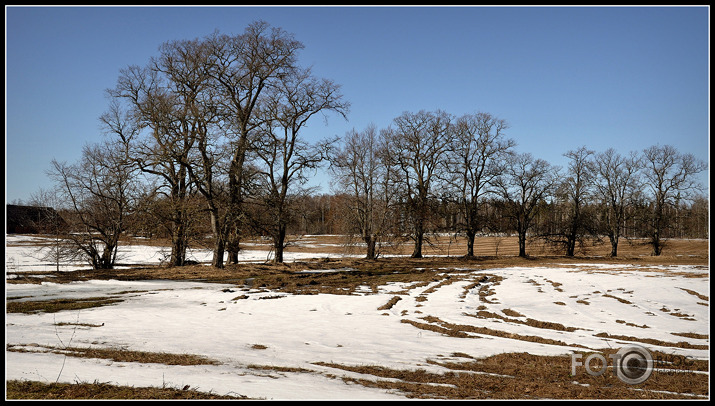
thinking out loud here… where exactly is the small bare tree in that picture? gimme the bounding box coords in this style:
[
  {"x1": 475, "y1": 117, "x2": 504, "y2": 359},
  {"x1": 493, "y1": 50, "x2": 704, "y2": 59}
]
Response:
[
  {"x1": 48, "y1": 140, "x2": 137, "y2": 270},
  {"x1": 330, "y1": 125, "x2": 396, "y2": 259},
  {"x1": 550, "y1": 146, "x2": 595, "y2": 257},
  {"x1": 592, "y1": 148, "x2": 642, "y2": 257},
  {"x1": 28, "y1": 188, "x2": 78, "y2": 272},
  {"x1": 493, "y1": 153, "x2": 559, "y2": 258}
]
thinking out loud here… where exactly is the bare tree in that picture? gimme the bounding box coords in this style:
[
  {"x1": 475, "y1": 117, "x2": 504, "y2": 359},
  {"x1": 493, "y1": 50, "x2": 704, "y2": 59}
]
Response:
[
  {"x1": 205, "y1": 21, "x2": 304, "y2": 264},
  {"x1": 249, "y1": 68, "x2": 348, "y2": 263},
  {"x1": 493, "y1": 153, "x2": 559, "y2": 258},
  {"x1": 383, "y1": 110, "x2": 453, "y2": 258},
  {"x1": 27, "y1": 188, "x2": 77, "y2": 272},
  {"x1": 549, "y1": 146, "x2": 595, "y2": 256},
  {"x1": 640, "y1": 144, "x2": 707, "y2": 256},
  {"x1": 189, "y1": 118, "x2": 232, "y2": 268},
  {"x1": 155, "y1": 37, "x2": 231, "y2": 268},
  {"x1": 104, "y1": 21, "x2": 345, "y2": 267},
  {"x1": 592, "y1": 148, "x2": 642, "y2": 257},
  {"x1": 48, "y1": 140, "x2": 137, "y2": 270},
  {"x1": 107, "y1": 60, "x2": 201, "y2": 267},
  {"x1": 330, "y1": 124, "x2": 396, "y2": 259},
  {"x1": 446, "y1": 112, "x2": 514, "y2": 258}
]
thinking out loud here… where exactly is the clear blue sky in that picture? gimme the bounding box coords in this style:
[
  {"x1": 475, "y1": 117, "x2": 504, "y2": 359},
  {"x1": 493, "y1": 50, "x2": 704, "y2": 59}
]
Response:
[{"x1": 5, "y1": 5, "x2": 710, "y2": 204}]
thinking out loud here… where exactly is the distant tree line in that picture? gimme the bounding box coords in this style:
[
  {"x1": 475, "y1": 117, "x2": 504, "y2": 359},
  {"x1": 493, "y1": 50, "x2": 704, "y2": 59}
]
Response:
[{"x1": 33, "y1": 20, "x2": 708, "y2": 269}]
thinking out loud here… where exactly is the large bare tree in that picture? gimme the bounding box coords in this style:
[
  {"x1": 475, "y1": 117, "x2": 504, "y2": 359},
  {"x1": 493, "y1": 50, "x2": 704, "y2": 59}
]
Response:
[
  {"x1": 249, "y1": 68, "x2": 348, "y2": 263},
  {"x1": 153, "y1": 37, "x2": 230, "y2": 268},
  {"x1": 383, "y1": 110, "x2": 453, "y2": 258},
  {"x1": 107, "y1": 58, "x2": 202, "y2": 267},
  {"x1": 640, "y1": 144, "x2": 707, "y2": 256},
  {"x1": 446, "y1": 112, "x2": 514, "y2": 258},
  {"x1": 105, "y1": 21, "x2": 345, "y2": 268},
  {"x1": 205, "y1": 21, "x2": 304, "y2": 264}
]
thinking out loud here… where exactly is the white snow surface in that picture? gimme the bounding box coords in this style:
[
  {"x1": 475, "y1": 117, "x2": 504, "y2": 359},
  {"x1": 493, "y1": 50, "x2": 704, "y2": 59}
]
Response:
[
  {"x1": 5, "y1": 235, "x2": 357, "y2": 274},
  {"x1": 5, "y1": 235, "x2": 710, "y2": 399}
]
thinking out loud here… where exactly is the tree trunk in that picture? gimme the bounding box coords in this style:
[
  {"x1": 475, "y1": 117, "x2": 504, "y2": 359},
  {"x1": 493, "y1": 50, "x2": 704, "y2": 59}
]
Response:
[
  {"x1": 518, "y1": 231, "x2": 527, "y2": 258},
  {"x1": 98, "y1": 245, "x2": 115, "y2": 269},
  {"x1": 566, "y1": 237, "x2": 576, "y2": 257},
  {"x1": 226, "y1": 132, "x2": 249, "y2": 265},
  {"x1": 465, "y1": 230, "x2": 476, "y2": 258},
  {"x1": 365, "y1": 234, "x2": 377, "y2": 260},
  {"x1": 225, "y1": 224, "x2": 240, "y2": 264},
  {"x1": 90, "y1": 242, "x2": 114, "y2": 269},
  {"x1": 608, "y1": 234, "x2": 618, "y2": 257},
  {"x1": 651, "y1": 231, "x2": 663, "y2": 256},
  {"x1": 274, "y1": 243, "x2": 284, "y2": 264},
  {"x1": 226, "y1": 227, "x2": 241, "y2": 264},
  {"x1": 412, "y1": 228, "x2": 424, "y2": 259},
  {"x1": 170, "y1": 220, "x2": 187, "y2": 267},
  {"x1": 273, "y1": 226, "x2": 286, "y2": 264},
  {"x1": 209, "y1": 210, "x2": 225, "y2": 268},
  {"x1": 227, "y1": 249, "x2": 239, "y2": 264},
  {"x1": 212, "y1": 238, "x2": 225, "y2": 268},
  {"x1": 651, "y1": 206, "x2": 663, "y2": 256}
]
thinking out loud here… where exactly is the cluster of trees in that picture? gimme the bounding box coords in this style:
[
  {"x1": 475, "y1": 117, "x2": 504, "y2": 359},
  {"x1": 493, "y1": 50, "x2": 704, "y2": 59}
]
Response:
[
  {"x1": 35, "y1": 21, "x2": 708, "y2": 270},
  {"x1": 331, "y1": 115, "x2": 707, "y2": 260},
  {"x1": 45, "y1": 21, "x2": 348, "y2": 269}
]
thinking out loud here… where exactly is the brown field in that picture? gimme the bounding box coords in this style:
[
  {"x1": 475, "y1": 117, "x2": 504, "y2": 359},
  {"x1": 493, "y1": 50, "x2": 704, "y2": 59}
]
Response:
[
  {"x1": 274, "y1": 233, "x2": 709, "y2": 260},
  {"x1": 196, "y1": 233, "x2": 709, "y2": 260},
  {"x1": 10, "y1": 232, "x2": 708, "y2": 263}
]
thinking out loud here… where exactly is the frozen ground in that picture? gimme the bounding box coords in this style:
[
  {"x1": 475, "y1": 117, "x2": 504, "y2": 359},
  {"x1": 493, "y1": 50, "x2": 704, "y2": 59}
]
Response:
[{"x1": 5, "y1": 235, "x2": 710, "y2": 399}]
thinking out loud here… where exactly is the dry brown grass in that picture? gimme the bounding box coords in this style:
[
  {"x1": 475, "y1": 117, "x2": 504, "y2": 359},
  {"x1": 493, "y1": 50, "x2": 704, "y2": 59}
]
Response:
[
  {"x1": 6, "y1": 344, "x2": 221, "y2": 366},
  {"x1": 6, "y1": 296, "x2": 124, "y2": 313},
  {"x1": 5, "y1": 380, "x2": 249, "y2": 399},
  {"x1": 281, "y1": 234, "x2": 709, "y2": 260},
  {"x1": 678, "y1": 287, "x2": 709, "y2": 301},
  {"x1": 377, "y1": 296, "x2": 402, "y2": 311},
  {"x1": 592, "y1": 333, "x2": 709, "y2": 350},
  {"x1": 469, "y1": 310, "x2": 582, "y2": 332},
  {"x1": 403, "y1": 316, "x2": 590, "y2": 349},
  {"x1": 315, "y1": 349, "x2": 709, "y2": 399}
]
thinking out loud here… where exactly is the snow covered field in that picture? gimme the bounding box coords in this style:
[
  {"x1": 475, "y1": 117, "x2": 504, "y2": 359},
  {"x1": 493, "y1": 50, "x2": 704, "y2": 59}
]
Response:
[{"x1": 5, "y1": 235, "x2": 710, "y2": 399}]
